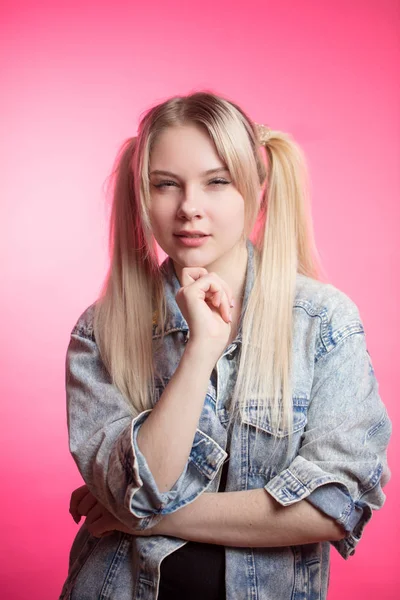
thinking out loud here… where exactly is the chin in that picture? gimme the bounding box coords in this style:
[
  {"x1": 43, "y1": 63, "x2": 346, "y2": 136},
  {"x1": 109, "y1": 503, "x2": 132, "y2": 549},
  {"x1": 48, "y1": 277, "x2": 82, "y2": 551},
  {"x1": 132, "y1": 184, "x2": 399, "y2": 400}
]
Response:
[
  {"x1": 172, "y1": 250, "x2": 216, "y2": 270},
  {"x1": 177, "y1": 257, "x2": 210, "y2": 269}
]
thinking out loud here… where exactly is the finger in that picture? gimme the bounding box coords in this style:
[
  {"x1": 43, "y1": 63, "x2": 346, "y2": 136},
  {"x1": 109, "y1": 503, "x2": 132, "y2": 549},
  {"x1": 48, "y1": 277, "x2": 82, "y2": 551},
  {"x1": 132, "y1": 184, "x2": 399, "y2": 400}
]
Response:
[
  {"x1": 86, "y1": 511, "x2": 117, "y2": 538},
  {"x1": 218, "y1": 284, "x2": 234, "y2": 322},
  {"x1": 77, "y1": 492, "x2": 98, "y2": 518},
  {"x1": 178, "y1": 276, "x2": 222, "y2": 308},
  {"x1": 219, "y1": 289, "x2": 232, "y2": 324},
  {"x1": 191, "y1": 274, "x2": 225, "y2": 297},
  {"x1": 70, "y1": 485, "x2": 90, "y2": 523},
  {"x1": 195, "y1": 276, "x2": 232, "y2": 323},
  {"x1": 180, "y1": 267, "x2": 208, "y2": 287},
  {"x1": 210, "y1": 289, "x2": 222, "y2": 308},
  {"x1": 210, "y1": 285, "x2": 231, "y2": 323},
  {"x1": 86, "y1": 516, "x2": 108, "y2": 537},
  {"x1": 206, "y1": 290, "x2": 231, "y2": 324},
  {"x1": 204, "y1": 276, "x2": 232, "y2": 323},
  {"x1": 212, "y1": 277, "x2": 233, "y2": 311},
  {"x1": 179, "y1": 272, "x2": 233, "y2": 324},
  {"x1": 204, "y1": 280, "x2": 232, "y2": 308},
  {"x1": 87, "y1": 522, "x2": 108, "y2": 538},
  {"x1": 85, "y1": 503, "x2": 104, "y2": 526}
]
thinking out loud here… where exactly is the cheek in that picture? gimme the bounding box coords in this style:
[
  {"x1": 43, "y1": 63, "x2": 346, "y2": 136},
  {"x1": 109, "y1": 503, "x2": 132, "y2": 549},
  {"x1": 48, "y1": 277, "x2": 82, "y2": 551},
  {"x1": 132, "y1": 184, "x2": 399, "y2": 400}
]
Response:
[
  {"x1": 149, "y1": 203, "x2": 173, "y2": 229},
  {"x1": 215, "y1": 200, "x2": 245, "y2": 231}
]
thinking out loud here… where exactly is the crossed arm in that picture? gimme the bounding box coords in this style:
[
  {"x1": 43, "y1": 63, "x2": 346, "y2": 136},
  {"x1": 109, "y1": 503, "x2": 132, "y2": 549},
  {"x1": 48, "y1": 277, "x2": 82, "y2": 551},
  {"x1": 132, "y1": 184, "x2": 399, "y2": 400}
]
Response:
[
  {"x1": 67, "y1": 314, "x2": 390, "y2": 552},
  {"x1": 70, "y1": 484, "x2": 346, "y2": 547}
]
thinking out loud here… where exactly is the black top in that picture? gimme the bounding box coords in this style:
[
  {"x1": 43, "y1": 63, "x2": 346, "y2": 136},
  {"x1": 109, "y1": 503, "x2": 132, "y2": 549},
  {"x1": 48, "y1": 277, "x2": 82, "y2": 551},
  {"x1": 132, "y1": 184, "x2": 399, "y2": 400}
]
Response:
[{"x1": 157, "y1": 457, "x2": 229, "y2": 600}]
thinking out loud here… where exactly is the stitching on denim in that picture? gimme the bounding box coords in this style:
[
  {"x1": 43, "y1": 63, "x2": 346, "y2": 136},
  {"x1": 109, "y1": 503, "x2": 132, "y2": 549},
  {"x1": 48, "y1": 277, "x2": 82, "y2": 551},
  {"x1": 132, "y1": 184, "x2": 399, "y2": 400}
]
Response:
[
  {"x1": 366, "y1": 414, "x2": 387, "y2": 440},
  {"x1": 314, "y1": 329, "x2": 365, "y2": 365},
  {"x1": 188, "y1": 446, "x2": 226, "y2": 480},
  {"x1": 357, "y1": 463, "x2": 383, "y2": 499},
  {"x1": 99, "y1": 534, "x2": 131, "y2": 599}
]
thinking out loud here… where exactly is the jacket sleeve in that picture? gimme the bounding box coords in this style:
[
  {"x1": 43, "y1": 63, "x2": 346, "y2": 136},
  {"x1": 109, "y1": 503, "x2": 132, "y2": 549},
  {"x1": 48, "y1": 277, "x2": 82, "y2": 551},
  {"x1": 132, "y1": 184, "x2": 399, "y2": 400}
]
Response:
[
  {"x1": 264, "y1": 303, "x2": 392, "y2": 559},
  {"x1": 66, "y1": 308, "x2": 226, "y2": 531}
]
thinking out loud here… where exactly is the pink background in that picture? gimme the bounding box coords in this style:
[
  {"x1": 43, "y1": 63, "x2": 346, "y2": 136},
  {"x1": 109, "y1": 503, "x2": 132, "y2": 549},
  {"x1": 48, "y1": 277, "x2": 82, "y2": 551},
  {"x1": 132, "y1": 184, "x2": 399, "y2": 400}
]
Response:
[{"x1": 1, "y1": 1, "x2": 399, "y2": 598}]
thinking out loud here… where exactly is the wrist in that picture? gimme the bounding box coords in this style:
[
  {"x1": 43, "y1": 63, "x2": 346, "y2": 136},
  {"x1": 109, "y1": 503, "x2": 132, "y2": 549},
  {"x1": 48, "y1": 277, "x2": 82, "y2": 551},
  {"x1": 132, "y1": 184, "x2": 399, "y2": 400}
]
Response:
[
  {"x1": 183, "y1": 339, "x2": 219, "y2": 372},
  {"x1": 158, "y1": 494, "x2": 210, "y2": 539}
]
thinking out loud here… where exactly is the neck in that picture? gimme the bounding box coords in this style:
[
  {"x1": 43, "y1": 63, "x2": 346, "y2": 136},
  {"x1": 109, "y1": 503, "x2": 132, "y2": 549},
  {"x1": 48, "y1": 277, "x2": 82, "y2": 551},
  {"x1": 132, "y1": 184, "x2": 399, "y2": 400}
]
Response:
[{"x1": 210, "y1": 240, "x2": 248, "y2": 303}]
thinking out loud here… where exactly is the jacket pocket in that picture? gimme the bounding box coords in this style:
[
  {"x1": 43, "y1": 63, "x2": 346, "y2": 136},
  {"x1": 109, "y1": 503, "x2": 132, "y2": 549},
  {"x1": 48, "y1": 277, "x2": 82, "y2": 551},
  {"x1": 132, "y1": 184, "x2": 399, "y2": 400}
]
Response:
[
  {"x1": 242, "y1": 396, "x2": 308, "y2": 437},
  {"x1": 240, "y1": 397, "x2": 308, "y2": 477}
]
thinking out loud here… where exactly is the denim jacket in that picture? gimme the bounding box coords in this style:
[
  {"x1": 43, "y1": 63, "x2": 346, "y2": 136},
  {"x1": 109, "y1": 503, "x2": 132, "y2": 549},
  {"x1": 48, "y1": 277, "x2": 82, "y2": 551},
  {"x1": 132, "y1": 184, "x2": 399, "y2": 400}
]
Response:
[{"x1": 59, "y1": 240, "x2": 391, "y2": 600}]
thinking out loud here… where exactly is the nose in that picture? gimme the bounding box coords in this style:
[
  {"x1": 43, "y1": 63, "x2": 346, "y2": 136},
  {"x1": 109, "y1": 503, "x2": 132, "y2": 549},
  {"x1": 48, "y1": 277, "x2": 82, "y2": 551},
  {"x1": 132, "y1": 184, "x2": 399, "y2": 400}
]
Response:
[{"x1": 176, "y1": 187, "x2": 204, "y2": 220}]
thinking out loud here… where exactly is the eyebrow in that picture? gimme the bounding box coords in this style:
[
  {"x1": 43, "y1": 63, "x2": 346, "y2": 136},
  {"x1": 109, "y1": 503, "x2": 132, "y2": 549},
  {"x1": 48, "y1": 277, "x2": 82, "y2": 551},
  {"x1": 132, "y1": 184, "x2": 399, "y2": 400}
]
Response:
[{"x1": 149, "y1": 167, "x2": 230, "y2": 178}]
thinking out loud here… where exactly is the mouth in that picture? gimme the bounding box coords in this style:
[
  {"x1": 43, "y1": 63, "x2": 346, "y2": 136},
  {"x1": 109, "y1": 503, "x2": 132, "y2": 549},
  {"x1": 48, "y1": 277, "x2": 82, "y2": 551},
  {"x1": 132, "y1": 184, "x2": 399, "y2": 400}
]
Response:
[
  {"x1": 173, "y1": 233, "x2": 210, "y2": 247},
  {"x1": 174, "y1": 231, "x2": 209, "y2": 238},
  {"x1": 174, "y1": 234, "x2": 208, "y2": 238}
]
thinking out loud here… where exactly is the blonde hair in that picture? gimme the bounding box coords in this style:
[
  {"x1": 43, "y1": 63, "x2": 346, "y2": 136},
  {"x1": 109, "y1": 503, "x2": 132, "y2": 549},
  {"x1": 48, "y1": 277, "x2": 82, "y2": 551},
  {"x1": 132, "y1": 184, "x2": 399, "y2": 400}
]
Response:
[{"x1": 93, "y1": 90, "x2": 323, "y2": 442}]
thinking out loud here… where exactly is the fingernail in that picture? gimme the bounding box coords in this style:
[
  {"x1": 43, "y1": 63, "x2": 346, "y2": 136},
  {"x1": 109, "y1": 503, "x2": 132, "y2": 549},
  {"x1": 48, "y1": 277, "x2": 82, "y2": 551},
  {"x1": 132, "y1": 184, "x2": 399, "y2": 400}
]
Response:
[{"x1": 230, "y1": 298, "x2": 235, "y2": 308}]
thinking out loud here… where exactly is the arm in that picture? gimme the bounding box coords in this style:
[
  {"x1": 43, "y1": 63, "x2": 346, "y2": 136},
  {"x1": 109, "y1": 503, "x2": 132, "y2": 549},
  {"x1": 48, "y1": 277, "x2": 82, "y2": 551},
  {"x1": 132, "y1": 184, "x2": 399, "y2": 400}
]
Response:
[
  {"x1": 78, "y1": 486, "x2": 344, "y2": 545},
  {"x1": 151, "y1": 303, "x2": 391, "y2": 552},
  {"x1": 66, "y1": 274, "x2": 231, "y2": 531},
  {"x1": 135, "y1": 341, "x2": 216, "y2": 493},
  {"x1": 86, "y1": 303, "x2": 391, "y2": 554},
  {"x1": 66, "y1": 318, "x2": 158, "y2": 532},
  {"x1": 152, "y1": 488, "x2": 346, "y2": 546},
  {"x1": 67, "y1": 318, "x2": 226, "y2": 531},
  {"x1": 263, "y1": 312, "x2": 392, "y2": 559},
  {"x1": 136, "y1": 268, "x2": 232, "y2": 492}
]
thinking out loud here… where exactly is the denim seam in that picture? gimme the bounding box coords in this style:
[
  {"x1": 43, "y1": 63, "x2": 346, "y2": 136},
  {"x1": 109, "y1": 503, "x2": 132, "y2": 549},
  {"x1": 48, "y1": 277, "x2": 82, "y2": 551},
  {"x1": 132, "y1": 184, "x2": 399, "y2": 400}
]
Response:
[
  {"x1": 314, "y1": 329, "x2": 365, "y2": 366},
  {"x1": 99, "y1": 534, "x2": 131, "y2": 599},
  {"x1": 188, "y1": 449, "x2": 226, "y2": 480},
  {"x1": 318, "y1": 322, "x2": 364, "y2": 358},
  {"x1": 356, "y1": 463, "x2": 383, "y2": 500}
]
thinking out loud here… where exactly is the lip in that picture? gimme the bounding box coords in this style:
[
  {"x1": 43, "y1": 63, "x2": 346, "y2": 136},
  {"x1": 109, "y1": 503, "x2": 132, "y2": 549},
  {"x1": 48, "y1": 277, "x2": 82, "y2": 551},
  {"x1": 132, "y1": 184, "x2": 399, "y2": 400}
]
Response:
[
  {"x1": 174, "y1": 230, "x2": 209, "y2": 236},
  {"x1": 173, "y1": 232, "x2": 210, "y2": 248}
]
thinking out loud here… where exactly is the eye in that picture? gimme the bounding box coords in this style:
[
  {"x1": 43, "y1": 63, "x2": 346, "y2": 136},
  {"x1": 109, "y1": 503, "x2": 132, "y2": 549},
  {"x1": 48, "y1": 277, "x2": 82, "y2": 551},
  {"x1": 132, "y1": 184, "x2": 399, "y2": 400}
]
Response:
[
  {"x1": 152, "y1": 178, "x2": 231, "y2": 190},
  {"x1": 153, "y1": 180, "x2": 178, "y2": 189},
  {"x1": 209, "y1": 178, "x2": 231, "y2": 186}
]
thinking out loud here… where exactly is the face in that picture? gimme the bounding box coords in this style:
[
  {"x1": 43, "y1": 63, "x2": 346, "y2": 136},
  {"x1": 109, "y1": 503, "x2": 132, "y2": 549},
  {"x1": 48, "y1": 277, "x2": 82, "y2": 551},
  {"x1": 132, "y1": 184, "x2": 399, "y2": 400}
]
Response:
[{"x1": 148, "y1": 124, "x2": 247, "y2": 276}]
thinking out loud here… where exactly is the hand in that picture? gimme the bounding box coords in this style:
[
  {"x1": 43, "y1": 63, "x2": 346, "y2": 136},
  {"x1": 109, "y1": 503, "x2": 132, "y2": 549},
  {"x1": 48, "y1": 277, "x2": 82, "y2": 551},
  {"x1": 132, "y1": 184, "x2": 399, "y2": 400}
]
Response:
[
  {"x1": 69, "y1": 484, "x2": 153, "y2": 538},
  {"x1": 69, "y1": 484, "x2": 97, "y2": 524},
  {"x1": 176, "y1": 267, "x2": 233, "y2": 357}
]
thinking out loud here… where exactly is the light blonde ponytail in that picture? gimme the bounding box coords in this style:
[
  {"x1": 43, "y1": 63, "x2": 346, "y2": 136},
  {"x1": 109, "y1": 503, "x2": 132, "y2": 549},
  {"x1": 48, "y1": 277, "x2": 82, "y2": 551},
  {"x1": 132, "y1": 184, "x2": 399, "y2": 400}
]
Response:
[
  {"x1": 230, "y1": 130, "x2": 322, "y2": 447},
  {"x1": 93, "y1": 136, "x2": 164, "y2": 415}
]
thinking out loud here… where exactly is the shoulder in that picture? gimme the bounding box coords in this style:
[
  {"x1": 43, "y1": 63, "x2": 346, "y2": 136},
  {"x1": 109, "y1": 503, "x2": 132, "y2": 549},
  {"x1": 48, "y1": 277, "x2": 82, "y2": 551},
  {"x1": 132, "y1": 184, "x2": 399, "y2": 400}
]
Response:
[
  {"x1": 70, "y1": 301, "x2": 98, "y2": 341},
  {"x1": 294, "y1": 273, "x2": 365, "y2": 354}
]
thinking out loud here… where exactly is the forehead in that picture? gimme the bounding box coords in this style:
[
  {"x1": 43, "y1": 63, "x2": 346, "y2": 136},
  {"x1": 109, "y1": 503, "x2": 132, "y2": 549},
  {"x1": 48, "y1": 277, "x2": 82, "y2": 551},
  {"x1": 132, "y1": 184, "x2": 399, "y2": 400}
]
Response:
[{"x1": 149, "y1": 125, "x2": 224, "y2": 173}]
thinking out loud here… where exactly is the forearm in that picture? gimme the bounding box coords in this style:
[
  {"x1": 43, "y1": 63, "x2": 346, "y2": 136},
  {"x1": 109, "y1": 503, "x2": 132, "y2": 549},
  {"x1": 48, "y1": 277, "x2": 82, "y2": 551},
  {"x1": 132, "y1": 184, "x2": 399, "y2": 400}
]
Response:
[
  {"x1": 156, "y1": 489, "x2": 346, "y2": 547},
  {"x1": 136, "y1": 341, "x2": 214, "y2": 493}
]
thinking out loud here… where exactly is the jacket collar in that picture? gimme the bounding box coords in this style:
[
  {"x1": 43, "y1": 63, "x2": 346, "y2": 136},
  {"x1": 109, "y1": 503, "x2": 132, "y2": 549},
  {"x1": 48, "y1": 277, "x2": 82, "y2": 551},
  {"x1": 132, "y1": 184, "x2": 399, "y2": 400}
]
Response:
[{"x1": 155, "y1": 238, "x2": 256, "y2": 340}]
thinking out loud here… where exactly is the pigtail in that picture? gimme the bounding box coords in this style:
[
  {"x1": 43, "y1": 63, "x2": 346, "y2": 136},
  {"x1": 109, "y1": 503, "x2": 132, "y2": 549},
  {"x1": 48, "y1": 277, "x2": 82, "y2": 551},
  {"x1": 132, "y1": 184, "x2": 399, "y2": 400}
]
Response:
[
  {"x1": 232, "y1": 130, "x2": 322, "y2": 448},
  {"x1": 93, "y1": 136, "x2": 162, "y2": 415}
]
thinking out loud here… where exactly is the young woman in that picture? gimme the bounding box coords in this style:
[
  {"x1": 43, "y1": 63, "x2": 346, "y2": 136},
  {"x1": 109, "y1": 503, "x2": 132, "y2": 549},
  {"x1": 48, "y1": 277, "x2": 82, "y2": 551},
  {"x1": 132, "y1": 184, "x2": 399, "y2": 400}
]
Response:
[{"x1": 59, "y1": 91, "x2": 391, "y2": 600}]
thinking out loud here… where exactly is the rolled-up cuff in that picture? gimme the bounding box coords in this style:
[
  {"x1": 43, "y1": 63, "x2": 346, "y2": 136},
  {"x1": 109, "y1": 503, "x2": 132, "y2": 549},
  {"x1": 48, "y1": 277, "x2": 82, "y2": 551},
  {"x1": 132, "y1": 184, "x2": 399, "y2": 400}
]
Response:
[
  {"x1": 264, "y1": 455, "x2": 345, "y2": 505},
  {"x1": 306, "y1": 484, "x2": 372, "y2": 558},
  {"x1": 264, "y1": 455, "x2": 378, "y2": 559},
  {"x1": 130, "y1": 411, "x2": 227, "y2": 518}
]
